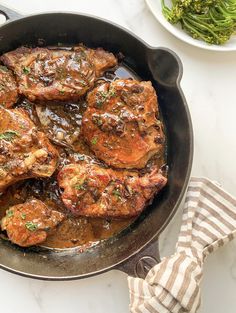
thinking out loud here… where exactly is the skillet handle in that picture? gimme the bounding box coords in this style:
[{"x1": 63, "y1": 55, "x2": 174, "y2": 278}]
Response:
[
  {"x1": 0, "y1": 4, "x2": 23, "y2": 22},
  {"x1": 116, "y1": 239, "x2": 160, "y2": 278},
  {"x1": 147, "y1": 47, "x2": 183, "y2": 86}
]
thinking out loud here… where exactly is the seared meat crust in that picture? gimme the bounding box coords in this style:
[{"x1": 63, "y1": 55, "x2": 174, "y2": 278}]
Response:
[
  {"x1": 0, "y1": 65, "x2": 18, "y2": 108},
  {"x1": 0, "y1": 107, "x2": 59, "y2": 192},
  {"x1": 1, "y1": 45, "x2": 117, "y2": 102},
  {"x1": 82, "y1": 79, "x2": 165, "y2": 169},
  {"x1": 1, "y1": 199, "x2": 64, "y2": 247},
  {"x1": 58, "y1": 162, "x2": 167, "y2": 218}
]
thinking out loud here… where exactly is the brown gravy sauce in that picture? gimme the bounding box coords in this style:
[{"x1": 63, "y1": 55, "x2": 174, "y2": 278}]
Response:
[{"x1": 0, "y1": 61, "x2": 166, "y2": 249}]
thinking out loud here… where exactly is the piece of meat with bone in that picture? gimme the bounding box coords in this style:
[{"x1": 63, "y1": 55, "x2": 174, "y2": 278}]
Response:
[
  {"x1": 1, "y1": 199, "x2": 64, "y2": 247},
  {"x1": 0, "y1": 65, "x2": 18, "y2": 108},
  {"x1": 0, "y1": 45, "x2": 117, "y2": 102},
  {"x1": 57, "y1": 162, "x2": 167, "y2": 218},
  {"x1": 0, "y1": 106, "x2": 59, "y2": 192},
  {"x1": 82, "y1": 79, "x2": 165, "y2": 169}
]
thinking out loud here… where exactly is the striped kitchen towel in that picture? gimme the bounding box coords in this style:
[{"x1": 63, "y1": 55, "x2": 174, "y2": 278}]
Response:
[{"x1": 128, "y1": 177, "x2": 236, "y2": 313}]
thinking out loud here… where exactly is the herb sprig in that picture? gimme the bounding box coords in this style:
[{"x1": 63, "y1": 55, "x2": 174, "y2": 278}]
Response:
[
  {"x1": 74, "y1": 183, "x2": 87, "y2": 191},
  {"x1": 113, "y1": 188, "x2": 122, "y2": 200},
  {"x1": 91, "y1": 137, "x2": 98, "y2": 145},
  {"x1": 0, "y1": 130, "x2": 19, "y2": 142},
  {"x1": 23, "y1": 67, "x2": 30, "y2": 74},
  {"x1": 25, "y1": 221, "x2": 38, "y2": 232},
  {"x1": 6, "y1": 210, "x2": 14, "y2": 218}
]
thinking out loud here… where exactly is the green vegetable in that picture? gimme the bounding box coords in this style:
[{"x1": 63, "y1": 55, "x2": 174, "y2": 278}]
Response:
[
  {"x1": 91, "y1": 137, "x2": 98, "y2": 145},
  {"x1": 0, "y1": 130, "x2": 19, "y2": 142},
  {"x1": 25, "y1": 221, "x2": 38, "y2": 231},
  {"x1": 23, "y1": 66, "x2": 30, "y2": 74},
  {"x1": 6, "y1": 210, "x2": 14, "y2": 218},
  {"x1": 161, "y1": 0, "x2": 236, "y2": 45},
  {"x1": 21, "y1": 213, "x2": 26, "y2": 220}
]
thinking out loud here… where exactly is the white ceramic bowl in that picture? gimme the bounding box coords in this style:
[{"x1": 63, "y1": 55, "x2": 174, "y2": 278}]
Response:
[{"x1": 145, "y1": 0, "x2": 236, "y2": 52}]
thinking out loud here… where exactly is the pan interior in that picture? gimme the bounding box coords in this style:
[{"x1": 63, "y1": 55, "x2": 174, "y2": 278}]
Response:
[{"x1": 0, "y1": 13, "x2": 192, "y2": 279}]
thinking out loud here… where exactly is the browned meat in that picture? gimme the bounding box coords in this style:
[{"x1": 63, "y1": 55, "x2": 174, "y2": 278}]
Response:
[
  {"x1": 82, "y1": 79, "x2": 165, "y2": 169},
  {"x1": 0, "y1": 45, "x2": 117, "y2": 102},
  {"x1": 0, "y1": 65, "x2": 18, "y2": 108},
  {"x1": 1, "y1": 199, "x2": 64, "y2": 247},
  {"x1": 57, "y1": 162, "x2": 167, "y2": 218},
  {"x1": 0, "y1": 107, "x2": 59, "y2": 192}
]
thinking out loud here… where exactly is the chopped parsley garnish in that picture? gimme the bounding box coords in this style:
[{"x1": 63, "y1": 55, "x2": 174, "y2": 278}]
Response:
[
  {"x1": 74, "y1": 183, "x2": 86, "y2": 191},
  {"x1": 59, "y1": 90, "x2": 65, "y2": 94},
  {"x1": 21, "y1": 213, "x2": 26, "y2": 220},
  {"x1": 92, "y1": 115, "x2": 103, "y2": 127},
  {"x1": 6, "y1": 210, "x2": 14, "y2": 218},
  {"x1": 0, "y1": 168, "x2": 6, "y2": 177},
  {"x1": 0, "y1": 65, "x2": 8, "y2": 72},
  {"x1": 0, "y1": 84, "x2": 5, "y2": 91},
  {"x1": 79, "y1": 80, "x2": 87, "y2": 87},
  {"x1": 91, "y1": 137, "x2": 98, "y2": 145},
  {"x1": 95, "y1": 99, "x2": 104, "y2": 108},
  {"x1": 95, "y1": 87, "x2": 116, "y2": 108},
  {"x1": 97, "y1": 119, "x2": 103, "y2": 126},
  {"x1": 108, "y1": 88, "x2": 116, "y2": 97},
  {"x1": 21, "y1": 101, "x2": 32, "y2": 110},
  {"x1": 74, "y1": 55, "x2": 81, "y2": 63},
  {"x1": 100, "y1": 91, "x2": 108, "y2": 98},
  {"x1": 23, "y1": 67, "x2": 30, "y2": 74},
  {"x1": 113, "y1": 188, "x2": 122, "y2": 200},
  {"x1": 25, "y1": 221, "x2": 38, "y2": 231},
  {"x1": 0, "y1": 130, "x2": 19, "y2": 142},
  {"x1": 1, "y1": 164, "x2": 10, "y2": 171}
]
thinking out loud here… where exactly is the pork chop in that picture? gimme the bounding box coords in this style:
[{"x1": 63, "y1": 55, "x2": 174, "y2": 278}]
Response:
[
  {"x1": 1, "y1": 199, "x2": 64, "y2": 247},
  {"x1": 1, "y1": 45, "x2": 117, "y2": 101},
  {"x1": 58, "y1": 162, "x2": 167, "y2": 218},
  {"x1": 0, "y1": 65, "x2": 18, "y2": 108},
  {"x1": 0, "y1": 107, "x2": 59, "y2": 192},
  {"x1": 82, "y1": 79, "x2": 165, "y2": 169}
]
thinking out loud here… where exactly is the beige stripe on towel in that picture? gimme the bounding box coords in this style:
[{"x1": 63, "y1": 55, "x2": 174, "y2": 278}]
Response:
[{"x1": 128, "y1": 178, "x2": 236, "y2": 313}]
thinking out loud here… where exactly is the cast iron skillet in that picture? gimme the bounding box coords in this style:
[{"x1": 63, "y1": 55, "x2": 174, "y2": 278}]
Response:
[{"x1": 0, "y1": 4, "x2": 193, "y2": 280}]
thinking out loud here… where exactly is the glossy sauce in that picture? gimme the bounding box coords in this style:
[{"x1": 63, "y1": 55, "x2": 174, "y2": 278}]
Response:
[{"x1": 0, "y1": 63, "x2": 166, "y2": 249}]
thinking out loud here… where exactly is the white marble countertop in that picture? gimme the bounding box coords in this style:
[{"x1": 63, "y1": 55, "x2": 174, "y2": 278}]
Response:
[{"x1": 0, "y1": 0, "x2": 235, "y2": 312}]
